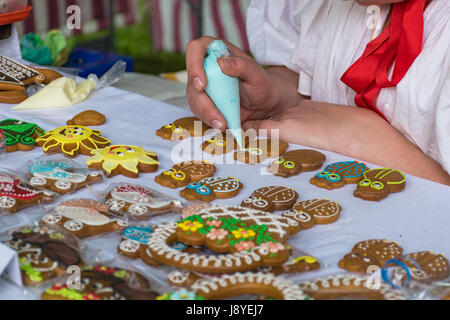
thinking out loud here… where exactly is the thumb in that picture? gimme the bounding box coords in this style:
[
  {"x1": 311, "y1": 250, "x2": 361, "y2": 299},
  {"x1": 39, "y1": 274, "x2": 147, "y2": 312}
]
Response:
[{"x1": 218, "y1": 56, "x2": 264, "y2": 85}]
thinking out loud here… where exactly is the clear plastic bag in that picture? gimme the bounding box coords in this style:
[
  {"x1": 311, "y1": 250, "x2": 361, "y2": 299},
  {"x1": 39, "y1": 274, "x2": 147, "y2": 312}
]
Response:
[
  {"x1": 0, "y1": 168, "x2": 57, "y2": 214},
  {"x1": 24, "y1": 155, "x2": 104, "y2": 195},
  {"x1": 101, "y1": 182, "x2": 183, "y2": 221}
]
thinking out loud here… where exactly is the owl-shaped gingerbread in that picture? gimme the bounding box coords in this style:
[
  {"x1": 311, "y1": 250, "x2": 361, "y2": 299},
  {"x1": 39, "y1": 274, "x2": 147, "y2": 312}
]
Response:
[
  {"x1": 338, "y1": 239, "x2": 403, "y2": 273},
  {"x1": 241, "y1": 186, "x2": 299, "y2": 212},
  {"x1": 155, "y1": 161, "x2": 216, "y2": 188},
  {"x1": 268, "y1": 149, "x2": 326, "y2": 178},
  {"x1": 156, "y1": 117, "x2": 211, "y2": 141},
  {"x1": 234, "y1": 138, "x2": 289, "y2": 164},
  {"x1": 180, "y1": 176, "x2": 243, "y2": 202},
  {"x1": 392, "y1": 251, "x2": 449, "y2": 284},
  {"x1": 354, "y1": 168, "x2": 406, "y2": 201},
  {"x1": 310, "y1": 161, "x2": 368, "y2": 190}
]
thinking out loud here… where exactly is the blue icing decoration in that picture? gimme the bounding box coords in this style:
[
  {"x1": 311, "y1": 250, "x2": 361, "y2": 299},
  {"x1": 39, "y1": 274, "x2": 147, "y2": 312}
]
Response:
[
  {"x1": 324, "y1": 161, "x2": 366, "y2": 178},
  {"x1": 29, "y1": 160, "x2": 72, "y2": 174},
  {"x1": 171, "y1": 242, "x2": 187, "y2": 251},
  {"x1": 123, "y1": 226, "x2": 154, "y2": 244}
]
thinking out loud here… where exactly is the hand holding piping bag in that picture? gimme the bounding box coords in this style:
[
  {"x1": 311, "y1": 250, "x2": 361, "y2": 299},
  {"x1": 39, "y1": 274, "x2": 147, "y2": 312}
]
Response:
[{"x1": 203, "y1": 40, "x2": 243, "y2": 148}]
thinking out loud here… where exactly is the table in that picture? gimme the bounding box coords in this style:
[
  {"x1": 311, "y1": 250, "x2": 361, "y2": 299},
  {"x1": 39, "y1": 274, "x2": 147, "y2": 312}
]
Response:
[{"x1": 1, "y1": 83, "x2": 449, "y2": 299}]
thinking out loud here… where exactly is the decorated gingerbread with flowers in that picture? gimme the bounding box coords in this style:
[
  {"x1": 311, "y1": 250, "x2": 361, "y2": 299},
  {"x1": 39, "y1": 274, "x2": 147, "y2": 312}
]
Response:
[{"x1": 146, "y1": 205, "x2": 312, "y2": 273}]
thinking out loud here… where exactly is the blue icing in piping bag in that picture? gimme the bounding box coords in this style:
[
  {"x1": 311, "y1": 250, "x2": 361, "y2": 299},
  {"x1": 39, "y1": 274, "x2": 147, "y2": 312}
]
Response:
[{"x1": 204, "y1": 40, "x2": 243, "y2": 148}]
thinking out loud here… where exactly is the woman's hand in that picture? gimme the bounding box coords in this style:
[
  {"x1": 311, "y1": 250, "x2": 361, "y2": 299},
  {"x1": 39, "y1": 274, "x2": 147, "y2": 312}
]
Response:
[
  {"x1": 186, "y1": 37, "x2": 300, "y2": 131},
  {"x1": 243, "y1": 100, "x2": 450, "y2": 185}
]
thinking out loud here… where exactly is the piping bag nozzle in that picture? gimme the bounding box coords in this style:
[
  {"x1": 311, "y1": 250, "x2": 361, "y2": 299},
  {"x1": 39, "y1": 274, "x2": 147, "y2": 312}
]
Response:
[{"x1": 204, "y1": 40, "x2": 243, "y2": 148}]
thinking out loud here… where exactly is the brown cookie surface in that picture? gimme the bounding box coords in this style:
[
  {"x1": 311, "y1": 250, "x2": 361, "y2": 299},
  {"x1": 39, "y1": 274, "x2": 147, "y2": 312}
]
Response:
[
  {"x1": 234, "y1": 138, "x2": 289, "y2": 164},
  {"x1": 3, "y1": 226, "x2": 82, "y2": 286},
  {"x1": 310, "y1": 161, "x2": 368, "y2": 190},
  {"x1": 354, "y1": 168, "x2": 406, "y2": 201},
  {"x1": 179, "y1": 176, "x2": 243, "y2": 202},
  {"x1": 156, "y1": 117, "x2": 211, "y2": 141},
  {"x1": 291, "y1": 199, "x2": 342, "y2": 226},
  {"x1": 40, "y1": 199, "x2": 128, "y2": 238},
  {"x1": 67, "y1": 110, "x2": 106, "y2": 126},
  {"x1": 35, "y1": 125, "x2": 111, "y2": 158},
  {"x1": 155, "y1": 160, "x2": 216, "y2": 188},
  {"x1": 86, "y1": 145, "x2": 159, "y2": 178},
  {"x1": 268, "y1": 149, "x2": 326, "y2": 178},
  {"x1": 338, "y1": 239, "x2": 403, "y2": 273},
  {"x1": 241, "y1": 186, "x2": 299, "y2": 212}
]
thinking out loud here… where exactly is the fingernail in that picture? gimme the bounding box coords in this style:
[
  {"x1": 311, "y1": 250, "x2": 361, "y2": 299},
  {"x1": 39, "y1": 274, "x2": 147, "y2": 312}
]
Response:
[
  {"x1": 219, "y1": 57, "x2": 234, "y2": 70},
  {"x1": 193, "y1": 77, "x2": 204, "y2": 91},
  {"x1": 211, "y1": 120, "x2": 224, "y2": 131}
]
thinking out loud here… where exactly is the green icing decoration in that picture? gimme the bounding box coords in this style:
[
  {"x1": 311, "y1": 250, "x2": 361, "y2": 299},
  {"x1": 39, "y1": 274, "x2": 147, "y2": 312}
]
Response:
[
  {"x1": 0, "y1": 119, "x2": 44, "y2": 147},
  {"x1": 46, "y1": 287, "x2": 84, "y2": 300},
  {"x1": 20, "y1": 258, "x2": 43, "y2": 283}
]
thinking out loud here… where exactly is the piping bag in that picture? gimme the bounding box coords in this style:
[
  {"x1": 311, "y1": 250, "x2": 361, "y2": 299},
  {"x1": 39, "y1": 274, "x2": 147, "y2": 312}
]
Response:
[
  {"x1": 204, "y1": 40, "x2": 243, "y2": 148},
  {"x1": 12, "y1": 61, "x2": 127, "y2": 110}
]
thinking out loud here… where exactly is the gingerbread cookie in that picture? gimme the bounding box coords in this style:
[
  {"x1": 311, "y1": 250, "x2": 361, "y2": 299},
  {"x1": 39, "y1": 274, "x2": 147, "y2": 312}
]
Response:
[
  {"x1": 146, "y1": 205, "x2": 314, "y2": 273},
  {"x1": 339, "y1": 239, "x2": 403, "y2": 273},
  {"x1": 155, "y1": 160, "x2": 216, "y2": 189},
  {"x1": 392, "y1": 251, "x2": 449, "y2": 284},
  {"x1": 234, "y1": 138, "x2": 289, "y2": 164},
  {"x1": 67, "y1": 110, "x2": 106, "y2": 126},
  {"x1": 41, "y1": 265, "x2": 158, "y2": 300},
  {"x1": 268, "y1": 255, "x2": 320, "y2": 275},
  {"x1": 241, "y1": 186, "x2": 299, "y2": 212},
  {"x1": 310, "y1": 161, "x2": 368, "y2": 190},
  {"x1": 35, "y1": 125, "x2": 110, "y2": 158},
  {"x1": 156, "y1": 117, "x2": 211, "y2": 141},
  {"x1": 201, "y1": 131, "x2": 249, "y2": 155},
  {"x1": 28, "y1": 160, "x2": 103, "y2": 195},
  {"x1": 267, "y1": 149, "x2": 326, "y2": 178},
  {"x1": 354, "y1": 168, "x2": 406, "y2": 201},
  {"x1": 161, "y1": 272, "x2": 307, "y2": 300},
  {"x1": 180, "y1": 176, "x2": 243, "y2": 202},
  {"x1": 117, "y1": 225, "x2": 197, "y2": 266},
  {"x1": 40, "y1": 199, "x2": 128, "y2": 238},
  {"x1": 0, "y1": 119, "x2": 45, "y2": 152},
  {"x1": 87, "y1": 145, "x2": 159, "y2": 178},
  {"x1": 300, "y1": 274, "x2": 406, "y2": 300},
  {"x1": 0, "y1": 173, "x2": 56, "y2": 214},
  {"x1": 286, "y1": 199, "x2": 342, "y2": 228},
  {"x1": 3, "y1": 226, "x2": 82, "y2": 286}
]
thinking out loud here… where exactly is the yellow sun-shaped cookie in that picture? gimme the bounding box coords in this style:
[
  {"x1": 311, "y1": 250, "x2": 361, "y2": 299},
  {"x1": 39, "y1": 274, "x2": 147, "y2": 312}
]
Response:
[
  {"x1": 35, "y1": 125, "x2": 110, "y2": 158},
  {"x1": 86, "y1": 145, "x2": 160, "y2": 178}
]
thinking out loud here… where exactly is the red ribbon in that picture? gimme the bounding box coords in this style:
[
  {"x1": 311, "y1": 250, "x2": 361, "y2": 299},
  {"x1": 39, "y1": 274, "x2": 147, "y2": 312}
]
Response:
[{"x1": 341, "y1": 0, "x2": 427, "y2": 120}]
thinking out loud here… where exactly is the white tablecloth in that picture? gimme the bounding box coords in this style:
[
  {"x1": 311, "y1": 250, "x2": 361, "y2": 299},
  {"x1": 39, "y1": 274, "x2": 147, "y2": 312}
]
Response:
[{"x1": 1, "y1": 86, "x2": 449, "y2": 299}]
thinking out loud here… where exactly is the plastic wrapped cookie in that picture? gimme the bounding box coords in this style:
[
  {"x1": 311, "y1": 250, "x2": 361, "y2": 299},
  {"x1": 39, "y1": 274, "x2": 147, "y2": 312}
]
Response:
[
  {"x1": 156, "y1": 116, "x2": 211, "y2": 141},
  {"x1": 0, "y1": 119, "x2": 45, "y2": 152},
  {"x1": 104, "y1": 183, "x2": 182, "y2": 220},
  {"x1": 0, "y1": 171, "x2": 56, "y2": 214},
  {"x1": 40, "y1": 199, "x2": 128, "y2": 239},
  {"x1": 27, "y1": 158, "x2": 103, "y2": 195},
  {"x1": 41, "y1": 265, "x2": 158, "y2": 300},
  {"x1": 2, "y1": 226, "x2": 82, "y2": 286}
]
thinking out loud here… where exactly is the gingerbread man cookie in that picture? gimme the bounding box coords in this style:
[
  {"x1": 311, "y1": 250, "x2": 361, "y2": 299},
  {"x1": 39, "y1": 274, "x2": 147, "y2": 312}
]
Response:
[
  {"x1": 40, "y1": 199, "x2": 128, "y2": 239},
  {"x1": 41, "y1": 265, "x2": 158, "y2": 300},
  {"x1": 0, "y1": 173, "x2": 56, "y2": 214},
  {"x1": 354, "y1": 168, "x2": 406, "y2": 201},
  {"x1": 86, "y1": 145, "x2": 159, "y2": 178},
  {"x1": 241, "y1": 186, "x2": 299, "y2": 212},
  {"x1": 155, "y1": 160, "x2": 216, "y2": 189},
  {"x1": 0, "y1": 119, "x2": 45, "y2": 152},
  {"x1": 67, "y1": 110, "x2": 106, "y2": 126},
  {"x1": 310, "y1": 161, "x2": 368, "y2": 190},
  {"x1": 3, "y1": 226, "x2": 82, "y2": 286},
  {"x1": 392, "y1": 251, "x2": 449, "y2": 284},
  {"x1": 156, "y1": 117, "x2": 211, "y2": 141},
  {"x1": 180, "y1": 176, "x2": 243, "y2": 202},
  {"x1": 35, "y1": 125, "x2": 110, "y2": 158},
  {"x1": 146, "y1": 205, "x2": 314, "y2": 273},
  {"x1": 284, "y1": 199, "x2": 342, "y2": 228},
  {"x1": 28, "y1": 160, "x2": 103, "y2": 195},
  {"x1": 268, "y1": 149, "x2": 326, "y2": 178},
  {"x1": 105, "y1": 183, "x2": 181, "y2": 220},
  {"x1": 161, "y1": 272, "x2": 307, "y2": 300},
  {"x1": 339, "y1": 239, "x2": 403, "y2": 273},
  {"x1": 300, "y1": 274, "x2": 406, "y2": 300},
  {"x1": 234, "y1": 138, "x2": 289, "y2": 164}
]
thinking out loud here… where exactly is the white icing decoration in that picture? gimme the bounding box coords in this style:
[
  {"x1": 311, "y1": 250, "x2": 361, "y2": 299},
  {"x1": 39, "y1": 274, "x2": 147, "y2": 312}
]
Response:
[{"x1": 55, "y1": 205, "x2": 111, "y2": 226}]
